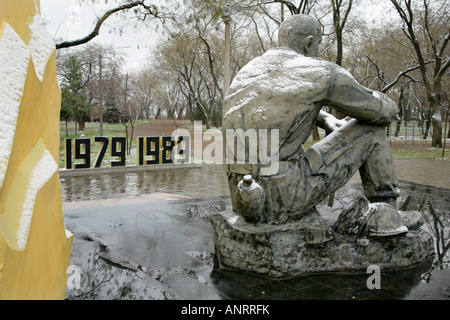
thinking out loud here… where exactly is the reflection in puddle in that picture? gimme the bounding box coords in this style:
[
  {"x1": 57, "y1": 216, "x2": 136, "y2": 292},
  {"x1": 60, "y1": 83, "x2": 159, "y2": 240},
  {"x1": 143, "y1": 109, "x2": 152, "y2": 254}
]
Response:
[
  {"x1": 66, "y1": 248, "x2": 174, "y2": 300},
  {"x1": 62, "y1": 166, "x2": 449, "y2": 300},
  {"x1": 60, "y1": 165, "x2": 230, "y2": 202}
]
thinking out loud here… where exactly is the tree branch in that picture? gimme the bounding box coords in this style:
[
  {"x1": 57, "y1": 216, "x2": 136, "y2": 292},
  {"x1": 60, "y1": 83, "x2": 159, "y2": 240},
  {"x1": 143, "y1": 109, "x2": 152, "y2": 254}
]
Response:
[
  {"x1": 196, "y1": 24, "x2": 223, "y2": 100},
  {"x1": 436, "y1": 57, "x2": 450, "y2": 80},
  {"x1": 438, "y1": 31, "x2": 450, "y2": 60},
  {"x1": 381, "y1": 60, "x2": 433, "y2": 93},
  {"x1": 56, "y1": 1, "x2": 155, "y2": 49}
]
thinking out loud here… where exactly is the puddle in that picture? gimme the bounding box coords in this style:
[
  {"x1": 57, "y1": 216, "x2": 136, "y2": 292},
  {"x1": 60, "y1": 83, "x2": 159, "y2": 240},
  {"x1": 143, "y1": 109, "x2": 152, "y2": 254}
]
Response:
[{"x1": 60, "y1": 165, "x2": 229, "y2": 202}]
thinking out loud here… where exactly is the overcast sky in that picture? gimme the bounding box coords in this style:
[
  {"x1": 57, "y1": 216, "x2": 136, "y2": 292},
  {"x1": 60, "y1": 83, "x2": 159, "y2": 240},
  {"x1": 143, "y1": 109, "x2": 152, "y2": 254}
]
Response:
[
  {"x1": 39, "y1": 0, "x2": 389, "y2": 72},
  {"x1": 40, "y1": 0, "x2": 160, "y2": 71}
]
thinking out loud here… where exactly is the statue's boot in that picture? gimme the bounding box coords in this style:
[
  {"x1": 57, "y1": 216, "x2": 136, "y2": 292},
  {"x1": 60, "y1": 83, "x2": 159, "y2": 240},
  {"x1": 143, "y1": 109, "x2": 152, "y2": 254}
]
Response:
[
  {"x1": 398, "y1": 210, "x2": 425, "y2": 231},
  {"x1": 364, "y1": 203, "x2": 409, "y2": 237}
]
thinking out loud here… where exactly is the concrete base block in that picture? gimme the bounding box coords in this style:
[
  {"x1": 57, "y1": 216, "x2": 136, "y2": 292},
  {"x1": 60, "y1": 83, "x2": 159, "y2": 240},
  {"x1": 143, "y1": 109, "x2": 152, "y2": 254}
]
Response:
[{"x1": 211, "y1": 209, "x2": 435, "y2": 278}]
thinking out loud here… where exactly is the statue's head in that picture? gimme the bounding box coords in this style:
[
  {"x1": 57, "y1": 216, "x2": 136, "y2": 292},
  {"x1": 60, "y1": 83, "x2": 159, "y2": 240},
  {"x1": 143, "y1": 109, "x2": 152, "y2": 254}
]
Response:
[{"x1": 278, "y1": 14, "x2": 322, "y2": 57}]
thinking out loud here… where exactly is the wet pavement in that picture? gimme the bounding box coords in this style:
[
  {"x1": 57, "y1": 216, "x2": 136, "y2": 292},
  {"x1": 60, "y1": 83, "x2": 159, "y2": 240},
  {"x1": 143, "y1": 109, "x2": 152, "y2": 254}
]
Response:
[{"x1": 61, "y1": 161, "x2": 450, "y2": 301}]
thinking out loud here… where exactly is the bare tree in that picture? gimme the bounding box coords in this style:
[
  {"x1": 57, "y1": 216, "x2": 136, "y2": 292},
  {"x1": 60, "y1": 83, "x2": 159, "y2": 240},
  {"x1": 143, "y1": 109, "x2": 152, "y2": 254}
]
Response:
[
  {"x1": 330, "y1": 0, "x2": 355, "y2": 66},
  {"x1": 120, "y1": 73, "x2": 137, "y2": 155},
  {"x1": 129, "y1": 70, "x2": 156, "y2": 119},
  {"x1": 390, "y1": 0, "x2": 450, "y2": 148}
]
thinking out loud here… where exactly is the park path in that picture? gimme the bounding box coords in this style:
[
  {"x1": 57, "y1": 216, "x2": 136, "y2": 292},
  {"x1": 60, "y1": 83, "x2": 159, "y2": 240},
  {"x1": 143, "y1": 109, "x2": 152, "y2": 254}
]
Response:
[{"x1": 394, "y1": 158, "x2": 450, "y2": 189}]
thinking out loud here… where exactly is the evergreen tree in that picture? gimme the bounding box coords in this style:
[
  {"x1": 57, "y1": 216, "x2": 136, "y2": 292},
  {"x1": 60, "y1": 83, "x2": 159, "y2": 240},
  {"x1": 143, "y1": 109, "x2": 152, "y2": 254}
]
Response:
[{"x1": 60, "y1": 56, "x2": 90, "y2": 133}]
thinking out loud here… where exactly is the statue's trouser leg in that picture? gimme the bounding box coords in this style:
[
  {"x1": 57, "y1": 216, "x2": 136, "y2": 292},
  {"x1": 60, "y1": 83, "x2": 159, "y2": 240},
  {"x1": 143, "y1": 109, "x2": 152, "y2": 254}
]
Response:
[
  {"x1": 227, "y1": 120, "x2": 399, "y2": 224},
  {"x1": 302, "y1": 119, "x2": 400, "y2": 205}
]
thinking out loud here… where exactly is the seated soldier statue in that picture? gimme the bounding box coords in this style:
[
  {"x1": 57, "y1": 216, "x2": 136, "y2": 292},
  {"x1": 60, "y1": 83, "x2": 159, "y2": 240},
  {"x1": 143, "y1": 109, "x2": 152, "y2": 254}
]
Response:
[{"x1": 223, "y1": 14, "x2": 408, "y2": 235}]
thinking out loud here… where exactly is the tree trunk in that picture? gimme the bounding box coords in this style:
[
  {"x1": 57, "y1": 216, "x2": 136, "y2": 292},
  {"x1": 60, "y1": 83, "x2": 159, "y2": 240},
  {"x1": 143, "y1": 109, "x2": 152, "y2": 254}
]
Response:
[
  {"x1": 196, "y1": 101, "x2": 211, "y2": 129},
  {"x1": 423, "y1": 111, "x2": 431, "y2": 139},
  {"x1": 431, "y1": 118, "x2": 442, "y2": 148},
  {"x1": 443, "y1": 108, "x2": 449, "y2": 158},
  {"x1": 336, "y1": 30, "x2": 343, "y2": 67},
  {"x1": 394, "y1": 121, "x2": 401, "y2": 138},
  {"x1": 395, "y1": 87, "x2": 405, "y2": 137},
  {"x1": 128, "y1": 125, "x2": 135, "y2": 156},
  {"x1": 155, "y1": 107, "x2": 162, "y2": 119},
  {"x1": 77, "y1": 119, "x2": 85, "y2": 132}
]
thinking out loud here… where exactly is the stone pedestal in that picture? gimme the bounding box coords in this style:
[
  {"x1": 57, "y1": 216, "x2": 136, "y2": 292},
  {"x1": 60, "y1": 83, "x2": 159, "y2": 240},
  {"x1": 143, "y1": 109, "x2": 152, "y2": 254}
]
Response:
[{"x1": 211, "y1": 208, "x2": 435, "y2": 278}]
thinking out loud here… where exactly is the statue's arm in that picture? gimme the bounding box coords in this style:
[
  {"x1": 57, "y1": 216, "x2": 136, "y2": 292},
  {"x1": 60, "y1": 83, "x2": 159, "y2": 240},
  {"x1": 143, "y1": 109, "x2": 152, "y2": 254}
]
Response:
[{"x1": 327, "y1": 67, "x2": 398, "y2": 126}]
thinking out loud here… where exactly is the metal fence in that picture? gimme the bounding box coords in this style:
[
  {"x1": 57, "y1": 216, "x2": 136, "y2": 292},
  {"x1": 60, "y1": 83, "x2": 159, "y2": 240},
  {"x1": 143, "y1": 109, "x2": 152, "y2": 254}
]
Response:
[{"x1": 386, "y1": 121, "x2": 431, "y2": 145}]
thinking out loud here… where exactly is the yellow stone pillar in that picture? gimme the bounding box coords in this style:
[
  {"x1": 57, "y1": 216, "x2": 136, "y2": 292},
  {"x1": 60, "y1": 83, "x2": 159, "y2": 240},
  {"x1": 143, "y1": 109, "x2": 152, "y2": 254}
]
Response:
[{"x1": 0, "y1": 0, "x2": 73, "y2": 299}]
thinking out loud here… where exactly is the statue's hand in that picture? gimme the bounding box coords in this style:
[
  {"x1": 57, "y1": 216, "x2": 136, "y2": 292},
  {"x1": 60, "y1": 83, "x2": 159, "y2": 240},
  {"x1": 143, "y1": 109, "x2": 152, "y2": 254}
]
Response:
[
  {"x1": 317, "y1": 110, "x2": 350, "y2": 134},
  {"x1": 325, "y1": 116, "x2": 349, "y2": 132}
]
